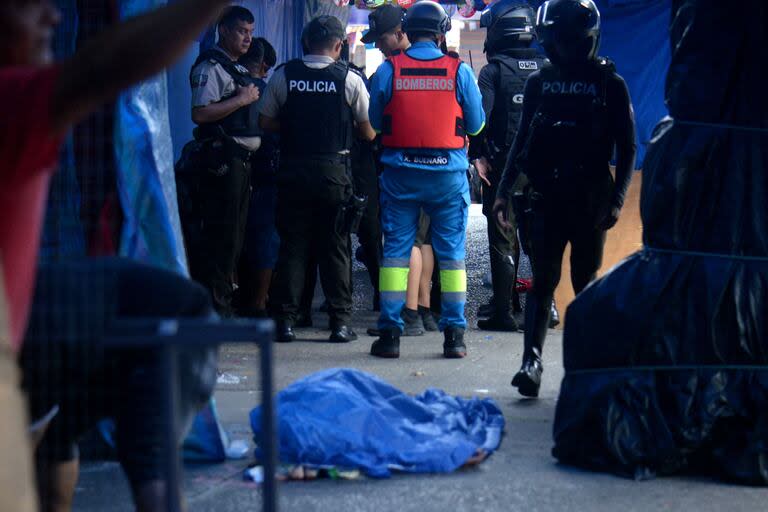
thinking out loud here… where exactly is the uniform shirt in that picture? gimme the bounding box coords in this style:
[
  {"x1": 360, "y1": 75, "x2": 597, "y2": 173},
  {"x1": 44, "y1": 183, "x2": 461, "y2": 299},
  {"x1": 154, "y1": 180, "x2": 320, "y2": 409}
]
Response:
[
  {"x1": 497, "y1": 60, "x2": 637, "y2": 209},
  {"x1": 368, "y1": 41, "x2": 486, "y2": 173},
  {"x1": 190, "y1": 45, "x2": 261, "y2": 151},
  {"x1": 259, "y1": 54, "x2": 370, "y2": 154},
  {"x1": 0, "y1": 66, "x2": 64, "y2": 351}
]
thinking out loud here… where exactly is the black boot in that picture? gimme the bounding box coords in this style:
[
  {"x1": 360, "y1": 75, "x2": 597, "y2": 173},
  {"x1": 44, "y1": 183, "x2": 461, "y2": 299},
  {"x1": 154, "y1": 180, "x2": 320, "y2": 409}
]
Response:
[
  {"x1": 419, "y1": 305, "x2": 439, "y2": 331},
  {"x1": 443, "y1": 327, "x2": 467, "y2": 358},
  {"x1": 330, "y1": 325, "x2": 358, "y2": 343},
  {"x1": 401, "y1": 307, "x2": 425, "y2": 337},
  {"x1": 511, "y1": 294, "x2": 550, "y2": 397},
  {"x1": 478, "y1": 251, "x2": 518, "y2": 332},
  {"x1": 275, "y1": 321, "x2": 296, "y2": 343},
  {"x1": 549, "y1": 300, "x2": 560, "y2": 328},
  {"x1": 370, "y1": 329, "x2": 400, "y2": 358},
  {"x1": 477, "y1": 298, "x2": 495, "y2": 318},
  {"x1": 511, "y1": 351, "x2": 543, "y2": 397}
]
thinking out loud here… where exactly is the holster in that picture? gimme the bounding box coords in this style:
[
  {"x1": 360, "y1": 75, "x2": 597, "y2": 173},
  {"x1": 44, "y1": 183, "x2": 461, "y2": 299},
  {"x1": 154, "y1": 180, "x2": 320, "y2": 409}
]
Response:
[
  {"x1": 511, "y1": 187, "x2": 539, "y2": 255},
  {"x1": 337, "y1": 193, "x2": 368, "y2": 235}
]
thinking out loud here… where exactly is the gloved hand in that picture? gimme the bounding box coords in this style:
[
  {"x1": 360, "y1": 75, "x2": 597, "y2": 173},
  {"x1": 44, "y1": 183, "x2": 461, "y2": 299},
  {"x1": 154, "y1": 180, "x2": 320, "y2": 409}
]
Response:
[
  {"x1": 596, "y1": 204, "x2": 621, "y2": 230},
  {"x1": 493, "y1": 197, "x2": 514, "y2": 231}
]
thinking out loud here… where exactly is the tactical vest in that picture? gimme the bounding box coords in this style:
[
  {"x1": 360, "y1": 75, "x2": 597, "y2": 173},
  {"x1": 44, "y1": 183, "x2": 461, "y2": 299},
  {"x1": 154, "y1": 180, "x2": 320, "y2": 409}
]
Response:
[
  {"x1": 279, "y1": 59, "x2": 353, "y2": 157},
  {"x1": 521, "y1": 59, "x2": 614, "y2": 188},
  {"x1": 191, "y1": 48, "x2": 262, "y2": 138},
  {"x1": 381, "y1": 51, "x2": 465, "y2": 150},
  {"x1": 488, "y1": 53, "x2": 545, "y2": 148}
]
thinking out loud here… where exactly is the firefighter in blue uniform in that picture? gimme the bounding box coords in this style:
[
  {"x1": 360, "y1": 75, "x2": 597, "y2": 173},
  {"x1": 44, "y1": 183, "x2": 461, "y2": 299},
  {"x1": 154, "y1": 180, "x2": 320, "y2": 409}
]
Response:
[{"x1": 368, "y1": 1, "x2": 485, "y2": 359}]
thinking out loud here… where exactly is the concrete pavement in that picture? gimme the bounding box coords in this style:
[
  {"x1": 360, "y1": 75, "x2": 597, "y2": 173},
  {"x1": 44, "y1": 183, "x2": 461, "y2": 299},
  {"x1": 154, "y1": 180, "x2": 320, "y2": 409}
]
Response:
[{"x1": 72, "y1": 206, "x2": 768, "y2": 511}]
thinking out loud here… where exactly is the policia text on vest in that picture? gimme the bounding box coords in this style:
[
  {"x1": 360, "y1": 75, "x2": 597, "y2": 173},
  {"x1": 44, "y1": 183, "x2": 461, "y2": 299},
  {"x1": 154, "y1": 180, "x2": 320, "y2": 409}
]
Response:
[{"x1": 256, "y1": 30, "x2": 375, "y2": 342}]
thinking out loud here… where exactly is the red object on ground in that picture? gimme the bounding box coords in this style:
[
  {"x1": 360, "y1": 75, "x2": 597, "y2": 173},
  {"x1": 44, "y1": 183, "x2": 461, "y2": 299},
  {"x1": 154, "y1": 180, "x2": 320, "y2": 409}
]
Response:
[
  {"x1": 0, "y1": 66, "x2": 64, "y2": 352},
  {"x1": 516, "y1": 278, "x2": 533, "y2": 293}
]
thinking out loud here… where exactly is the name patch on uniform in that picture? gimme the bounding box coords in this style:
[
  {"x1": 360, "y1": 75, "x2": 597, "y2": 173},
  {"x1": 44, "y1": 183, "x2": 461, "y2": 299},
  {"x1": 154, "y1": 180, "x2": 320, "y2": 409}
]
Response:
[
  {"x1": 191, "y1": 73, "x2": 208, "y2": 88},
  {"x1": 542, "y1": 81, "x2": 598, "y2": 96},
  {"x1": 288, "y1": 80, "x2": 337, "y2": 93},
  {"x1": 395, "y1": 78, "x2": 455, "y2": 91},
  {"x1": 518, "y1": 61, "x2": 539, "y2": 70},
  {"x1": 403, "y1": 154, "x2": 449, "y2": 166}
]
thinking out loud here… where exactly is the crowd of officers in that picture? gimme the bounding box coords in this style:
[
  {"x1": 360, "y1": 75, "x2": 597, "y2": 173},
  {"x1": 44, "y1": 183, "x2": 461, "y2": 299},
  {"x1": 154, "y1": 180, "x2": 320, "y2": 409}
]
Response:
[{"x1": 176, "y1": 0, "x2": 636, "y2": 399}]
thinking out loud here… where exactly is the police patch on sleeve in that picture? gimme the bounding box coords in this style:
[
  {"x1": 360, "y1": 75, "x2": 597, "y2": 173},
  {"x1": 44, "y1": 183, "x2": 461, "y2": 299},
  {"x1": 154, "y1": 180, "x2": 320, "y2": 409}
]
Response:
[
  {"x1": 519, "y1": 61, "x2": 539, "y2": 71},
  {"x1": 191, "y1": 73, "x2": 208, "y2": 89}
]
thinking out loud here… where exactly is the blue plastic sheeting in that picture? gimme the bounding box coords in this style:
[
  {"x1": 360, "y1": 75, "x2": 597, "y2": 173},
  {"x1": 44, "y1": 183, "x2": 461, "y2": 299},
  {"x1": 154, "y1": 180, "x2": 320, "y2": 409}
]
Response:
[
  {"x1": 115, "y1": 0, "x2": 188, "y2": 275},
  {"x1": 247, "y1": 0, "x2": 306, "y2": 62},
  {"x1": 41, "y1": 140, "x2": 86, "y2": 263},
  {"x1": 41, "y1": 0, "x2": 85, "y2": 262},
  {"x1": 115, "y1": 0, "x2": 224, "y2": 464},
  {"x1": 597, "y1": 0, "x2": 671, "y2": 167},
  {"x1": 553, "y1": 0, "x2": 768, "y2": 485},
  {"x1": 182, "y1": 398, "x2": 230, "y2": 463},
  {"x1": 250, "y1": 368, "x2": 505, "y2": 478}
]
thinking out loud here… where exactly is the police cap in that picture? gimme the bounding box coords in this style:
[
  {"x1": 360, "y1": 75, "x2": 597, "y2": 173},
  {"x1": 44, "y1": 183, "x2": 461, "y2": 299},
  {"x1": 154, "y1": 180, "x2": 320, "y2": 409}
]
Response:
[
  {"x1": 361, "y1": 5, "x2": 407, "y2": 44},
  {"x1": 304, "y1": 15, "x2": 346, "y2": 46}
]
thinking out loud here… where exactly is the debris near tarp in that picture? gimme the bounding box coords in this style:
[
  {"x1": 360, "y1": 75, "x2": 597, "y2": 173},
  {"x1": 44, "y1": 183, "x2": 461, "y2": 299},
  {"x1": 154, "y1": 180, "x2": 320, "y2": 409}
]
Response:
[
  {"x1": 216, "y1": 372, "x2": 242, "y2": 385},
  {"x1": 225, "y1": 439, "x2": 249, "y2": 460},
  {"x1": 552, "y1": 0, "x2": 768, "y2": 486},
  {"x1": 250, "y1": 368, "x2": 504, "y2": 478},
  {"x1": 243, "y1": 464, "x2": 361, "y2": 483}
]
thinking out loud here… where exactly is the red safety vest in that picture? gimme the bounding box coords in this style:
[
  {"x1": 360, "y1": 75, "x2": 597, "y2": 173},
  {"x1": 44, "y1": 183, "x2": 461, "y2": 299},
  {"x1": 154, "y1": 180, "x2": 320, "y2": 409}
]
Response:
[{"x1": 381, "y1": 51, "x2": 466, "y2": 150}]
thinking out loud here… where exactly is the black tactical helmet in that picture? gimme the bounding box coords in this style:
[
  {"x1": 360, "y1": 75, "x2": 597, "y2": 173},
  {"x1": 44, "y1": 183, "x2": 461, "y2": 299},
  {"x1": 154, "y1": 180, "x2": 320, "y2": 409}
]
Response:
[
  {"x1": 536, "y1": 0, "x2": 601, "y2": 65},
  {"x1": 402, "y1": 1, "x2": 451, "y2": 36},
  {"x1": 481, "y1": 0, "x2": 536, "y2": 54}
]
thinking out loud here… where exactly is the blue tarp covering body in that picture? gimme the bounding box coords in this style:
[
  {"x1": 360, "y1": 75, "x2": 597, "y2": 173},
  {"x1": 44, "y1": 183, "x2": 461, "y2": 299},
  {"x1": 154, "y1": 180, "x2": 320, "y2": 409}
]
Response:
[
  {"x1": 552, "y1": 0, "x2": 768, "y2": 485},
  {"x1": 250, "y1": 368, "x2": 505, "y2": 478}
]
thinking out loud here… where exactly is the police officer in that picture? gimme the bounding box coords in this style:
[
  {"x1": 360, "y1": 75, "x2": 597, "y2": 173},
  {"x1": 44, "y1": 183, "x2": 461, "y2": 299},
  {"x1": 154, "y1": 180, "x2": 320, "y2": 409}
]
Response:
[
  {"x1": 368, "y1": 1, "x2": 485, "y2": 359},
  {"x1": 494, "y1": 0, "x2": 637, "y2": 397},
  {"x1": 182, "y1": 6, "x2": 261, "y2": 316},
  {"x1": 469, "y1": 0, "x2": 545, "y2": 332},
  {"x1": 260, "y1": 16, "x2": 376, "y2": 343}
]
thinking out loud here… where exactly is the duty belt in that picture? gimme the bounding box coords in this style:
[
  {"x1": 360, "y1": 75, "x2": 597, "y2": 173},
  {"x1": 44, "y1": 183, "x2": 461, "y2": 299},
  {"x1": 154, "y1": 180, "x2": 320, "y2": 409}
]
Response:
[
  {"x1": 281, "y1": 153, "x2": 350, "y2": 164},
  {"x1": 193, "y1": 126, "x2": 255, "y2": 162}
]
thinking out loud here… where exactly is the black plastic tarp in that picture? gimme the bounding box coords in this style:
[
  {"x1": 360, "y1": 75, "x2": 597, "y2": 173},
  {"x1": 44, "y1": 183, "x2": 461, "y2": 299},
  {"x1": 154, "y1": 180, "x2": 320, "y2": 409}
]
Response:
[{"x1": 552, "y1": 0, "x2": 768, "y2": 485}]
